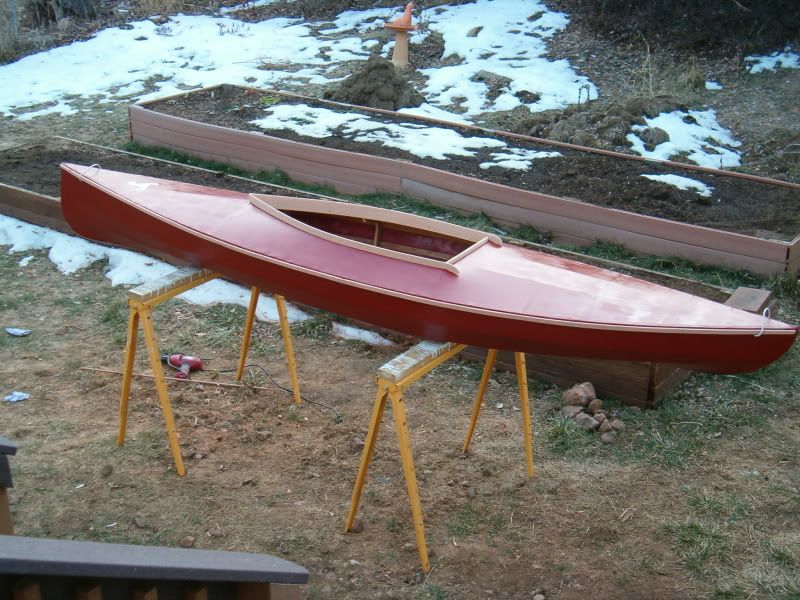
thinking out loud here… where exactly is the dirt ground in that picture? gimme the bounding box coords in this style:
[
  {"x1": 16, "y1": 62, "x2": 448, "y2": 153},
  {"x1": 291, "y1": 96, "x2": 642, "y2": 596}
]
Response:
[
  {"x1": 2, "y1": 249, "x2": 799, "y2": 599},
  {"x1": 147, "y1": 86, "x2": 800, "y2": 240},
  {"x1": 0, "y1": 138, "x2": 315, "y2": 198},
  {"x1": 2, "y1": 1, "x2": 800, "y2": 598}
]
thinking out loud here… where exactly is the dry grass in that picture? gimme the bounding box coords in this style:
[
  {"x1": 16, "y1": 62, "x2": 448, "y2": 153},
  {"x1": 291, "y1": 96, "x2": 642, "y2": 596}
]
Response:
[
  {"x1": 0, "y1": 0, "x2": 19, "y2": 61},
  {"x1": 130, "y1": 0, "x2": 188, "y2": 16}
]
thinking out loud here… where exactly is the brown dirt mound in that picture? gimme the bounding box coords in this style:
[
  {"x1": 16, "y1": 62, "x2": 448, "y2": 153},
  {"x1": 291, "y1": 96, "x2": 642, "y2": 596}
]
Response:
[{"x1": 324, "y1": 55, "x2": 425, "y2": 112}]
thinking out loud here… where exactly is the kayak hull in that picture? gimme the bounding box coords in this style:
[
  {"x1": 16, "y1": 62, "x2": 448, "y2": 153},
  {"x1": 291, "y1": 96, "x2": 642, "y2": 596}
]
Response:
[{"x1": 60, "y1": 164, "x2": 798, "y2": 374}]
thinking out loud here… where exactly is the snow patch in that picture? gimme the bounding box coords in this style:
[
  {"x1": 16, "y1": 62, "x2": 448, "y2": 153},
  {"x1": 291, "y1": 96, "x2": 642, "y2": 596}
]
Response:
[
  {"x1": 627, "y1": 109, "x2": 741, "y2": 169},
  {"x1": 415, "y1": 0, "x2": 596, "y2": 116},
  {"x1": 332, "y1": 322, "x2": 395, "y2": 347},
  {"x1": 641, "y1": 174, "x2": 713, "y2": 198},
  {"x1": 0, "y1": 14, "x2": 367, "y2": 118},
  {"x1": 745, "y1": 49, "x2": 800, "y2": 73},
  {"x1": 251, "y1": 103, "x2": 508, "y2": 161},
  {"x1": 0, "y1": 0, "x2": 595, "y2": 123},
  {"x1": 0, "y1": 215, "x2": 309, "y2": 323},
  {"x1": 479, "y1": 148, "x2": 561, "y2": 170}
]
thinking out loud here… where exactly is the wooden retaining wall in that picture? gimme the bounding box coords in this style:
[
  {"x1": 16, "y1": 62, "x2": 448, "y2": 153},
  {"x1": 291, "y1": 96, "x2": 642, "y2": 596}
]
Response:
[
  {"x1": 0, "y1": 183, "x2": 74, "y2": 235},
  {"x1": 129, "y1": 98, "x2": 800, "y2": 276}
]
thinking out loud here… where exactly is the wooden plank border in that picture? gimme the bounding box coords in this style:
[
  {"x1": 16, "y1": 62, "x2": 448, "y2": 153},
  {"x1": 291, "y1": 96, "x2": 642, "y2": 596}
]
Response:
[{"x1": 129, "y1": 100, "x2": 795, "y2": 275}]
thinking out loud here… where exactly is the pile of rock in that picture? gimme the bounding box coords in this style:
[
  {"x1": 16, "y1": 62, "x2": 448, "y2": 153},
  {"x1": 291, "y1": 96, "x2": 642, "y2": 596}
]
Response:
[
  {"x1": 560, "y1": 382, "x2": 625, "y2": 444},
  {"x1": 514, "y1": 95, "x2": 684, "y2": 150}
]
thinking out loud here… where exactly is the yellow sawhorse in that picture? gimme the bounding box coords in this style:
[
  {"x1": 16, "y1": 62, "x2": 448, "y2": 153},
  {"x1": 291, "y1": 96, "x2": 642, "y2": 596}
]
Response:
[
  {"x1": 344, "y1": 342, "x2": 535, "y2": 572},
  {"x1": 117, "y1": 267, "x2": 301, "y2": 476}
]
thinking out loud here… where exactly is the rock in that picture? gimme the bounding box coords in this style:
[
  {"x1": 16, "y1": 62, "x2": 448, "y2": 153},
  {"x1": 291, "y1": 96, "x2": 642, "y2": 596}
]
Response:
[
  {"x1": 255, "y1": 430, "x2": 271, "y2": 442},
  {"x1": 466, "y1": 26, "x2": 483, "y2": 37},
  {"x1": 324, "y1": 56, "x2": 424, "y2": 111},
  {"x1": 570, "y1": 130, "x2": 598, "y2": 147},
  {"x1": 179, "y1": 536, "x2": 196, "y2": 548},
  {"x1": 549, "y1": 119, "x2": 576, "y2": 143},
  {"x1": 610, "y1": 419, "x2": 626, "y2": 432},
  {"x1": 208, "y1": 526, "x2": 224, "y2": 538},
  {"x1": 560, "y1": 405, "x2": 583, "y2": 418},
  {"x1": 472, "y1": 69, "x2": 511, "y2": 87},
  {"x1": 598, "y1": 420, "x2": 614, "y2": 433},
  {"x1": 574, "y1": 412, "x2": 599, "y2": 431},
  {"x1": 596, "y1": 115, "x2": 629, "y2": 145},
  {"x1": 594, "y1": 413, "x2": 607, "y2": 424},
  {"x1": 600, "y1": 431, "x2": 618, "y2": 444},
  {"x1": 514, "y1": 90, "x2": 541, "y2": 104},
  {"x1": 586, "y1": 398, "x2": 603, "y2": 414},
  {"x1": 350, "y1": 519, "x2": 364, "y2": 534},
  {"x1": 471, "y1": 70, "x2": 512, "y2": 102},
  {"x1": 561, "y1": 382, "x2": 595, "y2": 407},
  {"x1": 625, "y1": 95, "x2": 680, "y2": 119},
  {"x1": 133, "y1": 514, "x2": 147, "y2": 529},
  {"x1": 350, "y1": 437, "x2": 365, "y2": 453},
  {"x1": 641, "y1": 127, "x2": 670, "y2": 151},
  {"x1": 534, "y1": 595, "x2": 546, "y2": 600},
  {"x1": 100, "y1": 464, "x2": 113, "y2": 478}
]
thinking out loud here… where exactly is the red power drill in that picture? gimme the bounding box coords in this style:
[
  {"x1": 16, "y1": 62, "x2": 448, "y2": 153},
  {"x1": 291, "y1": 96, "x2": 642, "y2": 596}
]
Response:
[{"x1": 161, "y1": 353, "x2": 204, "y2": 379}]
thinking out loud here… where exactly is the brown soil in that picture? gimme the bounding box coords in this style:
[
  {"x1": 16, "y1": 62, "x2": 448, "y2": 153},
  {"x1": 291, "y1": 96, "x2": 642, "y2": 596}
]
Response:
[
  {"x1": 2, "y1": 247, "x2": 798, "y2": 599},
  {"x1": 0, "y1": 137, "x2": 312, "y2": 198},
  {"x1": 147, "y1": 86, "x2": 800, "y2": 241}
]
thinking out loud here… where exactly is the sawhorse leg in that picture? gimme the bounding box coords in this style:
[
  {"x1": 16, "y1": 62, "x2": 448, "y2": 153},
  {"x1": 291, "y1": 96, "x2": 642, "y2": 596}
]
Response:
[
  {"x1": 118, "y1": 306, "x2": 140, "y2": 446},
  {"x1": 345, "y1": 380, "x2": 389, "y2": 532},
  {"x1": 139, "y1": 306, "x2": 186, "y2": 476},
  {"x1": 235, "y1": 288, "x2": 302, "y2": 405},
  {"x1": 462, "y1": 348, "x2": 498, "y2": 452},
  {"x1": 276, "y1": 295, "x2": 302, "y2": 405},
  {"x1": 389, "y1": 385, "x2": 430, "y2": 573},
  {"x1": 462, "y1": 351, "x2": 534, "y2": 477},
  {"x1": 515, "y1": 353, "x2": 535, "y2": 477},
  {"x1": 235, "y1": 286, "x2": 261, "y2": 381}
]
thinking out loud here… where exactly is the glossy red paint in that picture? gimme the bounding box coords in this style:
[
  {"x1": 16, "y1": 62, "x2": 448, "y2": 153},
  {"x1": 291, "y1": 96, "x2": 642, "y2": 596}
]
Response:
[{"x1": 59, "y1": 164, "x2": 798, "y2": 373}]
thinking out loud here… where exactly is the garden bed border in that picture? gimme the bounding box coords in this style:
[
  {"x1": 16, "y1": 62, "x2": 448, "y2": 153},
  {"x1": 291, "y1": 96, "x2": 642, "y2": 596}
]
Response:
[{"x1": 130, "y1": 85, "x2": 800, "y2": 276}]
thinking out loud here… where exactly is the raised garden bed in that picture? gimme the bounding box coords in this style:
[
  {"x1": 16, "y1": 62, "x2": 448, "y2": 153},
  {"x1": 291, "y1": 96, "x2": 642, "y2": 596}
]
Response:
[
  {"x1": 131, "y1": 84, "x2": 800, "y2": 276},
  {"x1": 0, "y1": 136, "x2": 323, "y2": 234},
  {"x1": 0, "y1": 136, "x2": 760, "y2": 407}
]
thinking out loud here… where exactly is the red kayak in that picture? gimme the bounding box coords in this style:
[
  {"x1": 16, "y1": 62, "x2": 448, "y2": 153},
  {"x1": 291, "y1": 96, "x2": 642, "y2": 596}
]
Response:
[{"x1": 60, "y1": 163, "x2": 798, "y2": 373}]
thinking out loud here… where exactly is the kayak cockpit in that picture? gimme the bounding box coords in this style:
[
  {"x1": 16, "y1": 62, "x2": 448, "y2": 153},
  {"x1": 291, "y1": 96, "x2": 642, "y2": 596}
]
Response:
[{"x1": 249, "y1": 194, "x2": 502, "y2": 274}]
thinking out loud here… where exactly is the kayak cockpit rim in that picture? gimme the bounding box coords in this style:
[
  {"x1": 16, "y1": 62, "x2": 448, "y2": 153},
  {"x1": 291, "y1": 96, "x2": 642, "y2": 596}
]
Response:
[{"x1": 249, "y1": 194, "x2": 503, "y2": 276}]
